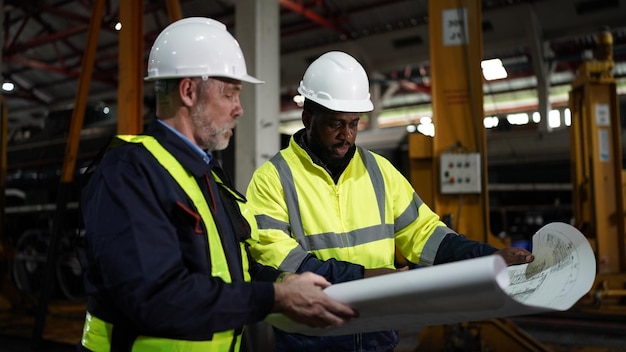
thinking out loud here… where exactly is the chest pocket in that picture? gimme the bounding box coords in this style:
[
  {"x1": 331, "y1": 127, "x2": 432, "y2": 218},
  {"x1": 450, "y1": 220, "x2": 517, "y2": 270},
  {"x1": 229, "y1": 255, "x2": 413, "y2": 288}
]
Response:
[{"x1": 173, "y1": 201, "x2": 204, "y2": 235}]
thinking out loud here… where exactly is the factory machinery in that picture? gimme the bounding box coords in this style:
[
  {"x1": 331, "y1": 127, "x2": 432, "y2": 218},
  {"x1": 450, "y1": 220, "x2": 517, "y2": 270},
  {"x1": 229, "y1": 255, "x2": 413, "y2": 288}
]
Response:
[{"x1": 404, "y1": 1, "x2": 626, "y2": 351}]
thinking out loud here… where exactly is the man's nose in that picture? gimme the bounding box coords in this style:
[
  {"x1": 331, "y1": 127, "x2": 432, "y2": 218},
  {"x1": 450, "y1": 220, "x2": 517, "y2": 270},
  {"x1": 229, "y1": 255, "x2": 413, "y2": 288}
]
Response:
[{"x1": 340, "y1": 125, "x2": 353, "y2": 139}]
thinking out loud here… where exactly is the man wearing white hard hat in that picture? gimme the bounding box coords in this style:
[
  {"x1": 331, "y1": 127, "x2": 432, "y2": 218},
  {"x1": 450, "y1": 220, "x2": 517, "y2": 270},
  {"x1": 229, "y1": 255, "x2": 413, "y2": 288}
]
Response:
[
  {"x1": 246, "y1": 51, "x2": 534, "y2": 351},
  {"x1": 78, "y1": 18, "x2": 356, "y2": 352}
]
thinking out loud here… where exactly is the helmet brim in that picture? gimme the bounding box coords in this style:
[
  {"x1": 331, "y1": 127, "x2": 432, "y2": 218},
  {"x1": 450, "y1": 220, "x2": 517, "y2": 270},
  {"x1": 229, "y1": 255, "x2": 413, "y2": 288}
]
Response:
[
  {"x1": 144, "y1": 73, "x2": 264, "y2": 84},
  {"x1": 239, "y1": 74, "x2": 265, "y2": 84}
]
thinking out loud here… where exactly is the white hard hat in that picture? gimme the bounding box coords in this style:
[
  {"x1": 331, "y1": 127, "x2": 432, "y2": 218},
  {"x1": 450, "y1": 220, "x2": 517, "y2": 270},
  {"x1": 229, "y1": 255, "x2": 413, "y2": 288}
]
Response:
[
  {"x1": 297, "y1": 51, "x2": 373, "y2": 112},
  {"x1": 145, "y1": 17, "x2": 263, "y2": 84}
]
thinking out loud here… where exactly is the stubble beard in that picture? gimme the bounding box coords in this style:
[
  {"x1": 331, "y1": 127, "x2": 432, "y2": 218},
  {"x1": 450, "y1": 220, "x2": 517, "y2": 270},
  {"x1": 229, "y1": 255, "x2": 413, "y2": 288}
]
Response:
[
  {"x1": 191, "y1": 103, "x2": 236, "y2": 152},
  {"x1": 308, "y1": 127, "x2": 351, "y2": 167}
]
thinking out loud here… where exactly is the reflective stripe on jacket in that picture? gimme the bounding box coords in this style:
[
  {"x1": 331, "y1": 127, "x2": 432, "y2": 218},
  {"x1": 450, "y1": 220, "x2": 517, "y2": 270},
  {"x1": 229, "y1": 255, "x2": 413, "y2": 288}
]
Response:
[
  {"x1": 82, "y1": 312, "x2": 240, "y2": 352},
  {"x1": 246, "y1": 135, "x2": 453, "y2": 274},
  {"x1": 81, "y1": 135, "x2": 252, "y2": 352}
]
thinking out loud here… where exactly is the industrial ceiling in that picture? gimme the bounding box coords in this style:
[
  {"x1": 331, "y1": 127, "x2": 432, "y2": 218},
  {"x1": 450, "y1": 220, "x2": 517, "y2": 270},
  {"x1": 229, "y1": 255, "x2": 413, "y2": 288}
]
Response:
[{"x1": 2, "y1": 0, "x2": 626, "y2": 140}]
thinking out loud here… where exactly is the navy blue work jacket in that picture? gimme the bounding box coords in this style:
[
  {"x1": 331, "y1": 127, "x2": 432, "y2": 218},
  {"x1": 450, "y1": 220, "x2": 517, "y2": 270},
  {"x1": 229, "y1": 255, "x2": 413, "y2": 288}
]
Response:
[{"x1": 80, "y1": 119, "x2": 275, "y2": 341}]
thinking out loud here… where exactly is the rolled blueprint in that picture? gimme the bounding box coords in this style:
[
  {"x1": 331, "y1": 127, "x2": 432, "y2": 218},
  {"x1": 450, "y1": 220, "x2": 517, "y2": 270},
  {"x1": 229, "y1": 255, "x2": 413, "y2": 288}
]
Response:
[{"x1": 266, "y1": 222, "x2": 596, "y2": 336}]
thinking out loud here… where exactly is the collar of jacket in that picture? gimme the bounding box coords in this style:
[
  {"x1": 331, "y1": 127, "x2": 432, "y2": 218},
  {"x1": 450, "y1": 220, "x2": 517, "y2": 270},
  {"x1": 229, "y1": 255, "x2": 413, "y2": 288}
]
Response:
[
  {"x1": 144, "y1": 119, "x2": 213, "y2": 178},
  {"x1": 293, "y1": 128, "x2": 356, "y2": 182},
  {"x1": 144, "y1": 119, "x2": 244, "y2": 201}
]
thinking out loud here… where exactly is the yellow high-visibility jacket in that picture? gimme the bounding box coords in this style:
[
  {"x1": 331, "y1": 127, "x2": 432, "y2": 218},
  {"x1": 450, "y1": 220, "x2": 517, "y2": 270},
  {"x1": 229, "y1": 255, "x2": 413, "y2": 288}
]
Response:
[{"x1": 246, "y1": 134, "x2": 454, "y2": 274}]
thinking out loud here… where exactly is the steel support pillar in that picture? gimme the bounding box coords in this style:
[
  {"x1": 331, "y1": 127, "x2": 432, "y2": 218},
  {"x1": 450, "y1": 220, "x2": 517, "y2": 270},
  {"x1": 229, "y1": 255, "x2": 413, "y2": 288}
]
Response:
[
  {"x1": 521, "y1": 3, "x2": 556, "y2": 133},
  {"x1": 234, "y1": 0, "x2": 280, "y2": 191},
  {"x1": 233, "y1": 2, "x2": 280, "y2": 350}
]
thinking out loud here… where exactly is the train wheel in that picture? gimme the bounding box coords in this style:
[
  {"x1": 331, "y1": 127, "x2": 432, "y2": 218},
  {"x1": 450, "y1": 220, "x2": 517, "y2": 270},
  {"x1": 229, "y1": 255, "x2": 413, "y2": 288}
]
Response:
[
  {"x1": 55, "y1": 232, "x2": 85, "y2": 301},
  {"x1": 12, "y1": 229, "x2": 50, "y2": 297}
]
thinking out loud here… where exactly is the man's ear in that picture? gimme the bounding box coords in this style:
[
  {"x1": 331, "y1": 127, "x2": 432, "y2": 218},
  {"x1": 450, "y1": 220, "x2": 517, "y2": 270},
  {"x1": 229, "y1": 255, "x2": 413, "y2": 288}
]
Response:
[
  {"x1": 302, "y1": 110, "x2": 313, "y2": 129},
  {"x1": 179, "y1": 78, "x2": 196, "y2": 107}
]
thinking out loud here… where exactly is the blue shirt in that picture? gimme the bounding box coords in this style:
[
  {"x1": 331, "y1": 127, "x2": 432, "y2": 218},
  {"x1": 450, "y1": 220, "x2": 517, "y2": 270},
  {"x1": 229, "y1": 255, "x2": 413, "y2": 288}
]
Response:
[{"x1": 156, "y1": 119, "x2": 212, "y2": 164}]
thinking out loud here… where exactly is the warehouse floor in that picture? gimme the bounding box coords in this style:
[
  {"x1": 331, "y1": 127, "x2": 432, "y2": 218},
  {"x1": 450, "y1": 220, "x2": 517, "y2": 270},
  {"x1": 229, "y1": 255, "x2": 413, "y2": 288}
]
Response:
[
  {"x1": 0, "y1": 298, "x2": 82, "y2": 351},
  {"x1": 1, "y1": 287, "x2": 626, "y2": 352}
]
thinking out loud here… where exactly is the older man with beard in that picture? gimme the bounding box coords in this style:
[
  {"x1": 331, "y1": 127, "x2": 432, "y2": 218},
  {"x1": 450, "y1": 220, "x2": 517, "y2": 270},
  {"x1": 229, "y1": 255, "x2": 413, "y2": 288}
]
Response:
[{"x1": 77, "y1": 18, "x2": 356, "y2": 352}]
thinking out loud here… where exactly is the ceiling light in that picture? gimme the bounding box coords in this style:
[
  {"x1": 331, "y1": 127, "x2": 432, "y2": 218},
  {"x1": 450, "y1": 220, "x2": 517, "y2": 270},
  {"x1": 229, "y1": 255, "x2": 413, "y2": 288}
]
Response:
[
  {"x1": 483, "y1": 116, "x2": 499, "y2": 128},
  {"x1": 532, "y1": 112, "x2": 541, "y2": 123},
  {"x1": 506, "y1": 112, "x2": 529, "y2": 125},
  {"x1": 548, "y1": 109, "x2": 561, "y2": 128},
  {"x1": 2, "y1": 81, "x2": 15, "y2": 92},
  {"x1": 417, "y1": 122, "x2": 435, "y2": 137},
  {"x1": 481, "y1": 58, "x2": 508, "y2": 81},
  {"x1": 563, "y1": 108, "x2": 571, "y2": 126}
]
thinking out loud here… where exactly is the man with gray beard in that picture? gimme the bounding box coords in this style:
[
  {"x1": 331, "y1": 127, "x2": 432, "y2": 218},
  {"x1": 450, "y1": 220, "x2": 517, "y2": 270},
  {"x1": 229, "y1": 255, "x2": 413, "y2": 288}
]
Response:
[{"x1": 77, "y1": 18, "x2": 356, "y2": 352}]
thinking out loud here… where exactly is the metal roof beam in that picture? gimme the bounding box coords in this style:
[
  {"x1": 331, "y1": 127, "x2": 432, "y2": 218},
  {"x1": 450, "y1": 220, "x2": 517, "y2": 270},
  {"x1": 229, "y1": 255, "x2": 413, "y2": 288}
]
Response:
[{"x1": 279, "y1": 0, "x2": 349, "y2": 37}]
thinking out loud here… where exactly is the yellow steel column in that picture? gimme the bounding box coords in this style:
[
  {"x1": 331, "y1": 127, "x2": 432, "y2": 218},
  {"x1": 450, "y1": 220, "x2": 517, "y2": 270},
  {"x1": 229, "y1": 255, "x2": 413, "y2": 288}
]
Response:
[
  {"x1": 166, "y1": 0, "x2": 183, "y2": 22},
  {"x1": 426, "y1": 0, "x2": 501, "y2": 246},
  {"x1": 58, "y1": 0, "x2": 105, "y2": 183},
  {"x1": 117, "y1": 0, "x2": 144, "y2": 134},
  {"x1": 570, "y1": 30, "x2": 625, "y2": 275}
]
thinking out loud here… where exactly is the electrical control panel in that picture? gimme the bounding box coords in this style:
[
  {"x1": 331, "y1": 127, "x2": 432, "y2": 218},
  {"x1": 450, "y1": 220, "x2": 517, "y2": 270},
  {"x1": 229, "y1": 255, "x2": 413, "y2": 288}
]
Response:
[{"x1": 439, "y1": 153, "x2": 482, "y2": 194}]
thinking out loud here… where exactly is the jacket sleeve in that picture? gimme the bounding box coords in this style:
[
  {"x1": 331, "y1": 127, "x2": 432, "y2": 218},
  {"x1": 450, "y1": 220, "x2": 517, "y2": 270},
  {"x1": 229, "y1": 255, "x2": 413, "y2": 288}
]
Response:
[
  {"x1": 297, "y1": 254, "x2": 364, "y2": 283},
  {"x1": 246, "y1": 164, "x2": 364, "y2": 284},
  {"x1": 372, "y1": 155, "x2": 448, "y2": 267},
  {"x1": 434, "y1": 233, "x2": 499, "y2": 264},
  {"x1": 81, "y1": 146, "x2": 274, "y2": 340},
  {"x1": 247, "y1": 251, "x2": 282, "y2": 282}
]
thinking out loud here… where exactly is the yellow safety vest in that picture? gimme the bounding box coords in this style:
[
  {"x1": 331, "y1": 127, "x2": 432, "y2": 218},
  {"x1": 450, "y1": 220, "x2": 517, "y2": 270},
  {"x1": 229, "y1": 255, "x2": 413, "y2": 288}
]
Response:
[
  {"x1": 247, "y1": 137, "x2": 451, "y2": 272},
  {"x1": 81, "y1": 135, "x2": 256, "y2": 352}
]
